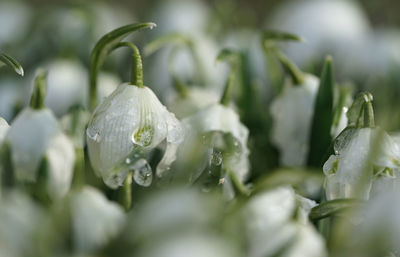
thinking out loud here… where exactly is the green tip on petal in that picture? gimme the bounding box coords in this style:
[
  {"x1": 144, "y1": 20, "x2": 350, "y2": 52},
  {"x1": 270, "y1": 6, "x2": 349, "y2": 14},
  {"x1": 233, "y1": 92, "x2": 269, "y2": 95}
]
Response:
[{"x1": 29, "y1": 69, "x2": 48, "y2": 110}]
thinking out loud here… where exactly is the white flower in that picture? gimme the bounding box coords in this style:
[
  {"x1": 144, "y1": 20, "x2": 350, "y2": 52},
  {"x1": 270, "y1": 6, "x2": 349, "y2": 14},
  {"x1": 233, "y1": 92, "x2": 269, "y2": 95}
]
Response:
[
  {"x1": 270, "y1": 75, "x2": 319, "y2": 166},
  {"x1": 0, "y1": 117, "x2": 9, "y2": 144},
  {"x1": 267, "y1": 0, "x2": 370, "y2": 70},
  {"x1": 70, "y1": 186, "x2": 125, "y2": 253},
  {"x1": 323, "y1": 127, "x2": 400, "y2": 200},
  {"x1": 167, "y1": 87, "x2": 220, "y2": 119},
  {"x1": 45, "y1": 60, "x2": 120, "y2": 116},
  {"x1": 243, "y1": 186, "x2": 326, "y2": 257},
  {"x1": 5, "y1": 108, "x2": 75, "y2": 199},
  {"x1": 86, "y1": 83, "x2": 183, "y2": 188},
  {"x1": 181, "y1": 103, "x2": 250, "y2": 183},
  {"x1": 0, "y1": 190, "x2": 46, "y2": 257}
]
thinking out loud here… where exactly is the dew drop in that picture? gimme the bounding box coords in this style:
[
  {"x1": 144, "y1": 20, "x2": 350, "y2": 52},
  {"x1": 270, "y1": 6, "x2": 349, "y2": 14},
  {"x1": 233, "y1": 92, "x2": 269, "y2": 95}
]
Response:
[
  {"x1": 86, "y1": 127, "x2": 101, "y2": 142},
  {"x1": 133, "y1": 159, "x2": 153, "y2": 187},
  {"x1": 210, "y1": 149, "x2": 223, "y2": 166}
]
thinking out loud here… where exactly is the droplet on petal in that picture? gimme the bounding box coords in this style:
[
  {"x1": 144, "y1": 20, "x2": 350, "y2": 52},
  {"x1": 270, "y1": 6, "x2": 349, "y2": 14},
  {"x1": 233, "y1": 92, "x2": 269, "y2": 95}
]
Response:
[{"x1": 133, "y1": 159, "x2": 153, "y2": 187}]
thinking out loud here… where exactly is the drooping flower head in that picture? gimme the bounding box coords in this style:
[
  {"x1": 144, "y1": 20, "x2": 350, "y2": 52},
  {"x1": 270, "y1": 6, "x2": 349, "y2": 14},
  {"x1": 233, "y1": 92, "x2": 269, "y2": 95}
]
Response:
[
  {"x1": 1, "y1": 70, "x2": 75, "y2": 199},
  {"x1": 323, "y1": 92, "x2": 400, "y2": 200},
  {"x1": 86, "y1": 23, "x2": 183, "y2": 189}
]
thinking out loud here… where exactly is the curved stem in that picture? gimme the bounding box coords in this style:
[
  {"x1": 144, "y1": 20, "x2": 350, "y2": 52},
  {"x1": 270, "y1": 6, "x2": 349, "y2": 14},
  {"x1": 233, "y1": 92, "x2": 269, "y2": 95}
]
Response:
[
  {"x1": 112, "y1": 42, "x2": 144, "y2": 87},
  {"x1": 89, "y1": 22, "x2": 156, "y2": 111},
  {"x1": 227, "y1": 167, "x2": 251, "y2": 197},
  {"x1": 274, "y1": 49, "x2": 305, "y2": 85},
  {"x1": 29, "y1": 69, "x2": 47, "y2": 110}
]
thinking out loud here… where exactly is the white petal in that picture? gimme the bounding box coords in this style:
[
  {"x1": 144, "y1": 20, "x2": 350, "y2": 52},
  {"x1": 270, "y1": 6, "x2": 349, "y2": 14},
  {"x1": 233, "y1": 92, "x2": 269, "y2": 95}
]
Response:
[
  {"x1": 270, "y1": 75, "x2": 319, "y2": 167},
  {"x1": 71, "y1": 186, "x2": 125, "y2": 253},
  {"x1": 45, "y1": 132, "x2": 75, "y2": 199},
  {"x1": 182, "y1": 104, "x2": 250, "y2": 180},
  {"x1": 167, "y1": 87, "x2": 220, "y2": 119},
  {"x1": 6, "y1": 108, "x2": 59, "y2": 181}
]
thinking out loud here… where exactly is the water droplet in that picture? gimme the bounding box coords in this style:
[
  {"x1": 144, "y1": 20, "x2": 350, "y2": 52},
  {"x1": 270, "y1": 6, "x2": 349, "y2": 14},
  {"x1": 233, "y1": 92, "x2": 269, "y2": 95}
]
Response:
[
  {"x1": 133, "y1": 159, "x2": 153, "y2": 187},
  {"x1": 132, "y1": 126, "x2": 154, "y2": 147},
  {"x1": 210, "y1": 149, "x2": 223, "y2": 166},
  {"x1": 86, "y1": 127, "x2": 101, "y2": 142}
]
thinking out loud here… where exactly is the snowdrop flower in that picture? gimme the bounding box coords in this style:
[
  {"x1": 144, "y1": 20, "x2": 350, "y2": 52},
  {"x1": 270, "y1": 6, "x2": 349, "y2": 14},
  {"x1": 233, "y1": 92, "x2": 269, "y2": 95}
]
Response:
[
  {"x1": 44, "y1": 60, "x2": 120, "y2": 116},
  {"x1": 87, "y1": 24, "x2": 183, "y2": 189},
  {"x1": 271, "y1": 74, "x2": 319, "y2": 166},
  {"x1": 0, "y1": 190, "x2": 47, "y2": 257},
  {"x1": 150, "y1": 0, "x2": 210, "y2": 36},
  {"x1": 182, "y1": 104, "x2": 250, "y2": 183},
  {"x1": 323, "y1": 127, "x2": 400, "y2": 200},
  {"x1": 147, "y1": 33, "x2": 227, "y2": 100},
  {"x1": 3, "y1": 71, "x2": 75, "y2": 199},
  {"x1": 70, "y1": 186, "x2": 125, "y2": 253},
  {"x1": 167, "y1": 87, "x2": 220, "y2": 119},
  {"x1": 87, "y1": 83, "x2": 183, "y2": 188},
  {"x1": 267, "y1": 0, "x2": 370, "y2": 71},
  {"x1": 243, "y1": 186, "x2": 326, "y2": 257}
]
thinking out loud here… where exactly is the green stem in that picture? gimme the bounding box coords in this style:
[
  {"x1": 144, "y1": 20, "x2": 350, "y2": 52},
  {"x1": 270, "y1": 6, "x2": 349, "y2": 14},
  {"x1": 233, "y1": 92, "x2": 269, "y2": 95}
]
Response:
[
  {"x1": 220, "y1": 70, "x2": 236, "y2": 106},
  {"x1": 112, "y1": 42, "x2": 144, "y2": 87},
  {"x1": 89, "y1": 22, "x2": 156, "y2": 111},
  {"x1": 29, "y1": 69, "x2": 47, "y2": 110},
  {"x1": 274, "y1": 49, "x2": 305, "y2": 85},
  {"x1": 122, "y1": 172, "x2": 133, "y2": 211}
]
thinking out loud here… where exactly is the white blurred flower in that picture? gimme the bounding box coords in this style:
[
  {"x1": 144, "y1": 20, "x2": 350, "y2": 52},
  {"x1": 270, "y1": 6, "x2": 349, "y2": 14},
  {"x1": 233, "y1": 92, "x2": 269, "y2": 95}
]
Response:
[
  {"x1": 167, "y1": 87, "x2": 220, "y2": 119},
  {"x1": 182, "y1": 104, "x2": 250, "y2": 183},
  {"x1": 0, "y1": 1, "x2": 32, "y2": 46},
  {"x1": 270, "y1": 75, "x2": 319, "y2": 167},
  {"x1": 44, "y1": 60, "x2": 120, "y2": 116},
  {"x1": 323, "y1": 127, "x2": 400, "y2": 200},
  {"x1": 5, "y1": 108, "x2": 75, "y2": 199},
  {"x1": 87, "y1": 83, "x2": 183, "y2": 188},
  {"x1": 137, "y1": 232, "x2": 238, "y2": 257},
  {"x1": 267, "y1": 0, "x2": 370, "y2": 72},
  {"x1": 148, "y1": 34, "x2": 227, "y2": 99},
  {"x1": 243, "y1": 186, "x2": 326, "y2": 257},
  {"x1": 70, "y1": 186, "x2": 125, "y2": 253},
  {"x1": 150, "y1": 0, "x2": 210, "y2": 36},
  {"x1": 0, "y1": 190, "x2": 46, "y2": 257},
  {"x1": 0, "y1": 117, "x2": 9, "y2": 144}
]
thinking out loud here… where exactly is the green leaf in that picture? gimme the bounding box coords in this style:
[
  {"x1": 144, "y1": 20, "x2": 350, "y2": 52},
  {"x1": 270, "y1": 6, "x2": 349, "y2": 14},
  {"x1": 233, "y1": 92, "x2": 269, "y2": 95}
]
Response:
[
  {"x1": 144, "y1": 33, "x2": 192, "y2": 55},
  {"x1": 0, "y1": 51, "x2": 24, "y2": 76},
  {"x1": 0, "y1": 142, "x2": 15, "y2": 188},
  {"x1": 261, "y1": 30, "x2": 304, "y2": 49},
  {"x1": 309, "y1": 199, "x2": 364, "y2": 221},
  {"x1": 89, "y1": 22, "x2": 156, "y2": 110},
  {"x1": 307, "y1": 56, "x2": 334, "y2": 167}
]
